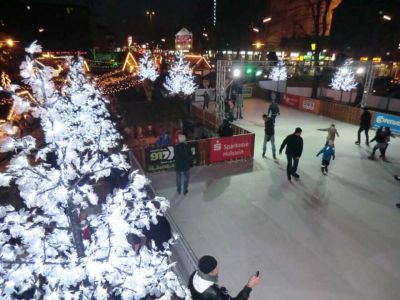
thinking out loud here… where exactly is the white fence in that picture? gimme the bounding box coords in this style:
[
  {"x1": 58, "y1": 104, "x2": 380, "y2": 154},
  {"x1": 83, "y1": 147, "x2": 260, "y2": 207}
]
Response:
[{"x1": 258, "y1": 81, "x2": 400, "y2": 113}]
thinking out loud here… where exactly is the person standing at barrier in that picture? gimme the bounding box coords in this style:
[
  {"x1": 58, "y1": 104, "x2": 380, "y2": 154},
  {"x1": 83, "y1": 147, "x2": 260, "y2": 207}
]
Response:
[
  {"x1": 203, "y1": 89, "x2": 210, "y2": 110},
  {"x1": 279, "y1": 127, "x2": 303, "y2": 181},
  {"x1": 218, "y1": 119, "x2": 234, "y2": 137},
  {"x1": 267, "y1": 100, "x2": 280, "y2": 123},
  {"x1": 262, "y1": 114, "x2": 276, "y2": 159},
  {"x1": 188, "y1": 255, "x2": 260, "y2": 300},
  {"x1": 317, "y1": 124, "x2": 339, "y2": 146},
  {"x1": 174, "y1": 134, "x2": 193, "y2": 195},
  {"x1": 235, "y1": 82, "x2": 244, "y2": 119},
  {"x1": 355, "y1": 107, "x2": 371, "y2": 146}
]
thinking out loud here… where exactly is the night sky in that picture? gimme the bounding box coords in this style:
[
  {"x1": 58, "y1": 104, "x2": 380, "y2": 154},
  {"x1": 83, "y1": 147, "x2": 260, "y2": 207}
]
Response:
[{"x1": 93, "y1": 0, "x2": 204, "y2": 43}]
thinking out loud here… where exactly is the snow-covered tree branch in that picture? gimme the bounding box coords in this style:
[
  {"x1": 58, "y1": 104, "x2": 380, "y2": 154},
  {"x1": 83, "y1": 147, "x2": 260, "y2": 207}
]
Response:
[{"x1": 0, "y1": 42, "x2": 189, "y2": 300}]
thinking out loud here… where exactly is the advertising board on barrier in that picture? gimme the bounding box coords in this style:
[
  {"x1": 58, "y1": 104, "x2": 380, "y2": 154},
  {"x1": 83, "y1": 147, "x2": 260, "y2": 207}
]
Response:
[
  {"x1": 373, "y1": 112, "x2": 400, "y2": 135},
  {"x1": 146, "y1": 142, "x2": 199, "y2": 172},
  {"x1": 282, "y1": 93, "x2": 301, "y2": 108},
  {"x1": 299, "y1": 98, "x2": 321, "y2": 114},
  {"x1": 209, "y1": 135, "x2": 254, "y2": 163}
]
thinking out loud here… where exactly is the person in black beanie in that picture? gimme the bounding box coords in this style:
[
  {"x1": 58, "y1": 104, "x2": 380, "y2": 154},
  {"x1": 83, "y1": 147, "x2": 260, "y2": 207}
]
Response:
[
  {"x1": 188, "y1": 255, "x2": 260, "y2": 300},
  {"x1": 279, "y1": 127, "x2": 303, "y2": 181}
]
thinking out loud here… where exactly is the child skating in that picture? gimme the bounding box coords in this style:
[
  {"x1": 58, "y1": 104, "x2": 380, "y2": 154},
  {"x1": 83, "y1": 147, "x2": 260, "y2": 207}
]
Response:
[{"x1": 316, "y1": 142, "x2": 335, "y2": 175}]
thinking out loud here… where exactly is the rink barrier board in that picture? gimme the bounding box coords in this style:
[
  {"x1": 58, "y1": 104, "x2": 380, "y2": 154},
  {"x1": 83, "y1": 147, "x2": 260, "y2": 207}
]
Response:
[
  {"x1": 130, "y1": 126, "x2": 255, "y2": 173},
  {"x1": 281, "y1": 92, "x2": 374, "y2": 126}
]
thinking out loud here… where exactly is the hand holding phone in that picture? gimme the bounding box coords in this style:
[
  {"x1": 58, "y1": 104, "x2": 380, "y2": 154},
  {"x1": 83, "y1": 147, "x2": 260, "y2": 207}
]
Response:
[{"x1": 247, "y1": 272, "x2": 261, "y2": 288}]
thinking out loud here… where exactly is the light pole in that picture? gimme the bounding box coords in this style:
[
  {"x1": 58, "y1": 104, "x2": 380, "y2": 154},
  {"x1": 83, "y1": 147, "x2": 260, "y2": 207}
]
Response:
[
  {"x1": 0, "y1": 38, "x2": 16, "y2": 47},
  {"x1": 146, "y1": 11, "x2": 155, "y2": 23}
]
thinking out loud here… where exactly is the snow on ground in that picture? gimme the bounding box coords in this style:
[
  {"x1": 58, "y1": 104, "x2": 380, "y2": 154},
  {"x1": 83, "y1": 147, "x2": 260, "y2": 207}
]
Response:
[{"x1": 149, "y1": 98, "x2": 400, "y2": 300}]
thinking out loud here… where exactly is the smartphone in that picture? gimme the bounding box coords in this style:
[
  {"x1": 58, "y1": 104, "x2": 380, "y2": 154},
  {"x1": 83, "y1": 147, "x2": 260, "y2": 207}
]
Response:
[{"x1": 255, "y1": 271, "x2": 260, "y2": 277}]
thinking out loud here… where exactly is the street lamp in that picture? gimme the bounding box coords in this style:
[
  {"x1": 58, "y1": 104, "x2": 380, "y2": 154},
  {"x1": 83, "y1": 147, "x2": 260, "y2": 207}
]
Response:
[
  {"x1": 233, "y1": 68, "x2": 241, "y2": 78},
  {"x1": 263, "y1": 17, "x2": 272, "y2": 23},
  {"x1": 146, "y1": 11, "x2": 155, "y2": 22},
  {"x1": 6, "y1": 39, "x2": 14, "y2": 47},
  {"x1": 382, "y1": 15, "x2": 391, "y2": 21},
  {"x1": 252, "y1": 41, "x2": 264, "y2": 49},
  {"x1": 252, "y1": 27, "x2": 260, "y2": 33}
]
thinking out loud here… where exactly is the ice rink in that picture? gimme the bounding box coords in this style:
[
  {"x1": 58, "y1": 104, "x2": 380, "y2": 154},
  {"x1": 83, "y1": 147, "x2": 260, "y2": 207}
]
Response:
[{"x1": 149, "y1": 98, "x2": 400, "y2": 300}]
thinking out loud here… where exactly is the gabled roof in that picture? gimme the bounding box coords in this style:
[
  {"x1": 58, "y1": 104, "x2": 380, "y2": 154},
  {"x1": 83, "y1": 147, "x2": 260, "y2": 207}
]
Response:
[
  {"x1": 175, "y1": 28, "x2": 192, "y2": 36},
  {"x1": 185, "y1": 55, "x2": 212, "y2": 71}
]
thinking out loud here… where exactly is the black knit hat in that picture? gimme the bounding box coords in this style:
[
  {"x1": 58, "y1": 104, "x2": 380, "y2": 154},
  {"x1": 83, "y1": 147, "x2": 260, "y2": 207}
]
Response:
[
  {"x1": 198, "y1": 255, "x2": 218, "y2": 274},
  {"x1": 295, "y1": 127, "x2": 302, "y2": 133}
]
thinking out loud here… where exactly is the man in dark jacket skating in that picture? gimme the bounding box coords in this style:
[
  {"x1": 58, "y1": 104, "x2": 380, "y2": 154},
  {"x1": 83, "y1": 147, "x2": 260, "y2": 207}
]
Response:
[
  {"x1": 188, "y1": 255, "x2": 260, "y2": 300},
  {"x1": 174, "y1": 134, "x2": 193, "y2": 195},
  {"x1": 355, "y1": 107, "x2": 371, "y2": 146},
  {"x1": 279, "y1": 127, "x2": 303, "y2": 181},
  {"x1": 262, "y1": 114, "x2": 276, "y2": 159}
]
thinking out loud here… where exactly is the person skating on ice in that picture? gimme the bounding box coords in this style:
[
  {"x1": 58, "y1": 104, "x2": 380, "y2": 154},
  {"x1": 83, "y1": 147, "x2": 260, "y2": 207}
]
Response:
[
  {"x1": 368, "y1": 127, "x2": 386, "y2": 160},
  {"x1": 317, "y1": 124, "x2": 339, "y2": 146},
  {"x1": 262, "y1": 114, "x2": 276, "y2": 159},
  {"x1": 355, "y1": 107, "x2": 371, "y2": 146},
  {"x1": 316, "y1": 141, "x2": 336, "y2": 175},
  {"x1": 279, "y1": 127, "x2": 303, "y2": 181}
]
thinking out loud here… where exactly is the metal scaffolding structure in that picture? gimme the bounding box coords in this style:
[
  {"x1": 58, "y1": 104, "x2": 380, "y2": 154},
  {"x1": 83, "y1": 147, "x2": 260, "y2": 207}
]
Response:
[{"x1": 216, "y1": 60, "x2": 283, "y2": 125}]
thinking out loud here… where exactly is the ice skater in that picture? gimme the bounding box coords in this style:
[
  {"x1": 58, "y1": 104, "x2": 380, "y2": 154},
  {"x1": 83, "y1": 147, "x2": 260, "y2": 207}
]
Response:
[
  {"x1": 316, "y1": 142, "x2": 335, "y2": 175},
  {"x1": 268, "y1": 100, "x2": 280, "y2": 124},
  {"x1": 368, "y1": 127, "x2": 386, "y2": 160},
  {"x1": 262, "y1": 114, "x2": 276, "y2": 159},
  {"x1": 317, "y1": 124, "x2": 339, "y2": 146},
  {"x1": 380, "y1": 126, "x2": 395, "y2": 160},
  {"x1": 279, "y1": 127, "x2": 303, "y2": 181},
  {"x1": 355, "y1": 107, "x2": 371, "y2": 146}
]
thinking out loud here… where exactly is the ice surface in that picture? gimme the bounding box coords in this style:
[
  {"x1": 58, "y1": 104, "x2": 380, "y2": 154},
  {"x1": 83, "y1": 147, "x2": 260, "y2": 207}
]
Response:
[{"x1": 149, "y1": 98, "x2": 400, "y2": 300}]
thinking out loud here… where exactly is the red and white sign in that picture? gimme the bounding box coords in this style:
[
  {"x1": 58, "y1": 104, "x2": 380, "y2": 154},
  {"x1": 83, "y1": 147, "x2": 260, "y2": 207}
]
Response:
[
  {"x1": 282, "y1": 93, "x2": 301, "y2": 108},
  {"x1": 175, "y1": 28, "x2": 193, "y2": 51},
  {"x1": 209, "y1": 135, "x2": 254, "y2": 163},
  {"x1": 299, "y1": 98, "x2": 321, "y2": 114}
]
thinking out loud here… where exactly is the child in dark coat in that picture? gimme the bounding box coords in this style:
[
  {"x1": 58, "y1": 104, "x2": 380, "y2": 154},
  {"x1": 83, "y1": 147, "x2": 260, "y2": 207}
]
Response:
[{"x1": 316, "y1": 143, "x2": 335, "y2": 175}]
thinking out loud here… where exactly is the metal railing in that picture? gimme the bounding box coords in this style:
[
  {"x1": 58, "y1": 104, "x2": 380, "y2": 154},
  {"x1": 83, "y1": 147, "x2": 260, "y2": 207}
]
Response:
[{"x1": 127, "y1": 151, "x2": 198, "y2": 284}]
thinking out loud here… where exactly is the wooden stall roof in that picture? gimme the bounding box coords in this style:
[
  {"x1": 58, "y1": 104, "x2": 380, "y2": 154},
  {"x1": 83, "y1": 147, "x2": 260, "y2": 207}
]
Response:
[{"x1": 185, "y1": 55, "x2": 212, "y2": 71}]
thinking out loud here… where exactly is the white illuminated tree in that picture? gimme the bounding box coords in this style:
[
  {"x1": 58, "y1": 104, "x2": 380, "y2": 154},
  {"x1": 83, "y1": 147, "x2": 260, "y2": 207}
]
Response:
[
  {"x1": 164, "y1": 52, "x2": 196, "y2": 96},
  {"x1": 269, "y1": 61, "x2": 287, "y2": 93},
  {"x1": 330, "y1": 59, "x2": 357, "y2": 91},
  {"x1": 138, "y1": 51, "x2": 159, "y2": 82},
  {"x1": 0, "y1": 42, "x2": 189, "y2": 300},
  {"x1": 269, "y1": 61, "x2": 287, "y2": 82}
]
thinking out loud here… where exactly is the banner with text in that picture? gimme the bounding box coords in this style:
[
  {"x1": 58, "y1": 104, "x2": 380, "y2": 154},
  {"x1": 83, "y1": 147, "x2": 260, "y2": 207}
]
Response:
[
  {"x1": 299, "y1": 98, "x2": 321, "y2": 114},
  {"x1": 209, "y1": 134, "x2": 254, "y2": 163},
  {"x1": 373, "y1": 112, "x2": 400, "y2": 135},
  {"x1": 282, "y1": 93, "x2": 301, "y2": 108},
  {"x1": 146, "y1": 142, "x2": 199, "y2": 172}
]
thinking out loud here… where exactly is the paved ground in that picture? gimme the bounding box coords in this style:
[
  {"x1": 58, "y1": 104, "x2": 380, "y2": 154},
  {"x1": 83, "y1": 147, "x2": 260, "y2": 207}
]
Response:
[{"x1": 149, "y1": 98, "x2": 400, "y2": 300}]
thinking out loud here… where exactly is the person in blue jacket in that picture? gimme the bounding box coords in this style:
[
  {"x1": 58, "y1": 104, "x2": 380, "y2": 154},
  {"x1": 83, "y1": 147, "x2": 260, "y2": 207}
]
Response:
[{"x1": 316, "y1": 142, "x2": 335, "y2": 175}]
